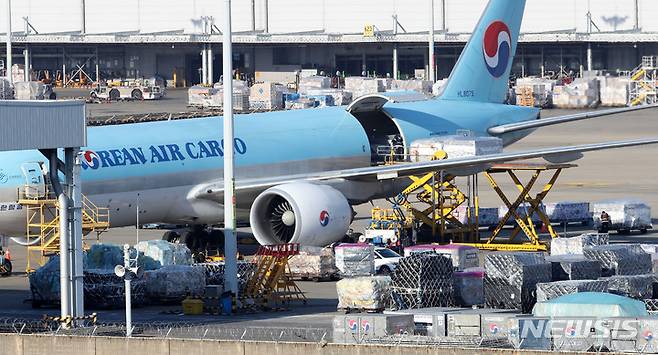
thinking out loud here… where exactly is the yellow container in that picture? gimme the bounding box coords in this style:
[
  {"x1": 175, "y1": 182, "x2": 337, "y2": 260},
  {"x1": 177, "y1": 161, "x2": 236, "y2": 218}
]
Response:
[{"x1": 182, "y1": 297, "x2": 204, "y2": 315}]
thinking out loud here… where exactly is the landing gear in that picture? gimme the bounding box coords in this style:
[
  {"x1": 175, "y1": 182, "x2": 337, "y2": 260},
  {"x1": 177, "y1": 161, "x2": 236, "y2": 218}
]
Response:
[{"x1": 164, "y1": 225, "x2": 227, "y2": 262}]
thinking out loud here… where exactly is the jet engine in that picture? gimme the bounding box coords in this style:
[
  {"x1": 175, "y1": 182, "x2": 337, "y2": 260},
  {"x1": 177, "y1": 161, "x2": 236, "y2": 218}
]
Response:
[{"x1": 249, "y1": 182, "x2": 352, "y2": 246}]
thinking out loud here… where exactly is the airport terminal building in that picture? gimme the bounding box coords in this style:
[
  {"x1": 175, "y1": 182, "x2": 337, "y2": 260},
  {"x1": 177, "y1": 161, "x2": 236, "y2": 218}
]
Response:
[{"x1": 2, "y1": 0, "x2": 658, "y2": 85}]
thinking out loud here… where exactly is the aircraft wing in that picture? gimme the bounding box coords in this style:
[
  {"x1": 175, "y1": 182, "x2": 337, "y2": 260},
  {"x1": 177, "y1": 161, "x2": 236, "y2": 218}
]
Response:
[
  {"x1": 193, "y1": 137, "x2": 658, "y2": 201},
  {"x1": 488, "y1": 104, "x2": 658, "y2": 135}
]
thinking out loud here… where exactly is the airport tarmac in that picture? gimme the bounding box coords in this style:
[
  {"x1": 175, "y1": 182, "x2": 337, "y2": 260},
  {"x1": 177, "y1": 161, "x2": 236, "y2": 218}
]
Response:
[{"x1": 1, "y1": 92, "x2": 657, "y2": 331}]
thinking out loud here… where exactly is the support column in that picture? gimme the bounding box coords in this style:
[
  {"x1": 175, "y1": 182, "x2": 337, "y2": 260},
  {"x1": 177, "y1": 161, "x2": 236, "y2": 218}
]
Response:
[
  {"x1": 587, "y1": 43, "x2": 593, "y2": 72},
  {"x1": 23, "y1": 45, "x2": 29, "y2": 81},
  {"x1": 201, "y1": 44, "x2": 208, "y2": 85},
  {"x1": 393, "y1": 45, "x2": 399, "y2": 80},
  {"x1": 6, "y1": 0, "x2": 12, "y2": 84},
  {"x1": 207, "y1": 44, "x2": 214, "y2": 85},
  {"x1": 428, "y1": 0, "x2": 435, "y2": 82},
  {"x1": 251, "y1": 0, "x2": 256, "y2": 32},
  {"x1": 80, "y1": 0, "x2": 86, "y2": 34},
  {"x1": 66, "y1": 148, "x2": 84, "y2": 319},
  {"x1": 263, "y1": 0, "x2": 269, "y2": 33},
  {"x1": 95, "y1": 47, "x2": 99, "y2": 83}
]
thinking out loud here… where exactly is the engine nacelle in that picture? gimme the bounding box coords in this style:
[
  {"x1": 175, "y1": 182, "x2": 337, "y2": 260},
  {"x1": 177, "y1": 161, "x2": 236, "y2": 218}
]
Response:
[{"x1": 250, "y1": 183, "x2": 352, "y2": 246}]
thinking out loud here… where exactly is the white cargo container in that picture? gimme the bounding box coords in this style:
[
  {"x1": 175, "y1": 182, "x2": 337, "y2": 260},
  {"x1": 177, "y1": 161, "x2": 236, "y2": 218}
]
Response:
[{"x1": 409, "y1": 134, "x2": 502, "y2": 162}]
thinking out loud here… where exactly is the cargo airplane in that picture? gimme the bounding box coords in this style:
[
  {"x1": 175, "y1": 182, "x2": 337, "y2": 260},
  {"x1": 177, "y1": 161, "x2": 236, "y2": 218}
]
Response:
[{"x1": 1, "y1": 0, "x2": 657, "y2": 247}]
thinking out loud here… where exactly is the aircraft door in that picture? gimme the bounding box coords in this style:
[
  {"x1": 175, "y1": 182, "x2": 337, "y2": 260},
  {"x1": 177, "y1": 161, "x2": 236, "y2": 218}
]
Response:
[{"x1": 21, "y1": 162, "x2": 47, "y2": 199}]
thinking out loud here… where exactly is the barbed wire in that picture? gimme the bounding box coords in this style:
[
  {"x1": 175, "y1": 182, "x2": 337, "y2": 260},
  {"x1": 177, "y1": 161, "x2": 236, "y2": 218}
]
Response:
[{"x1": 0, "y1": 318, "x2": 329, "y2": 343}]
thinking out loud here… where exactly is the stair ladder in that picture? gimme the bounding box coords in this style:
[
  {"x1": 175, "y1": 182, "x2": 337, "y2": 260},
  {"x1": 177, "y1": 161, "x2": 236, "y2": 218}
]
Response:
[
  {"x1": 243, "y1": 243, "x2": 306, "y2": 310},
  {"x1": 19, "y1": 184, "x2": 110, "y2": 272}
]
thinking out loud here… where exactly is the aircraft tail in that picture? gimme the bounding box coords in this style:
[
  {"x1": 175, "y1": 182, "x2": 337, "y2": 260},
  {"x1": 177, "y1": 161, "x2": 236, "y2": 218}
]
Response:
[{"x1": 439, "y1": 0, "x2": 526, "y2": 104}]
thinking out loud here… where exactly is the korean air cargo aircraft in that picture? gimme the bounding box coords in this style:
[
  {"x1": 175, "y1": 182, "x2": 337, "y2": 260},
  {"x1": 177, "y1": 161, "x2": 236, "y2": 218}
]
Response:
[{"x1": 0, "y1": 0, "x2": 656, "y2": 247}]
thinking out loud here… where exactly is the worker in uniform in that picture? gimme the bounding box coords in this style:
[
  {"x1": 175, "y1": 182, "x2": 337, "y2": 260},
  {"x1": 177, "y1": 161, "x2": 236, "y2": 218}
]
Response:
[{"x1": 599, "y1": 211, "x2": 611, "y2": 233}]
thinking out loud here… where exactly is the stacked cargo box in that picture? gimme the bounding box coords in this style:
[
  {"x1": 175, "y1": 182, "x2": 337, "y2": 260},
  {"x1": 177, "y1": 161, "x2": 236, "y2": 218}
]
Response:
[
  {"x1": 335, "y1": 244, "x2": 390, "y2": 311},
  {"x1": 249, "y1": 82, "x2": 286, "y2": 110},
  {"x1": 535, "y1": 280, "x2": 608, "y2": 302},
  {"x1": 599, "y1": 76, "x2": 630, "y2": 107},
  {"x1": 287, "y1": 246, "x2": 338, "y2": 280},
  {"x1": 344, "y1": 77, "x2": 385, "y2": 99},
  {"x1": 546, "y1": 255, "x2": 602, "y2": 280},
  {"x1": 484, "y1": 252, "x2": 552, "y2": 313},
  {"x1": 583, "y1": 244, "x2": 652, "y2": 276},
  {"x1": 552, "y1": 78, "x2": 600, "y2": 109},
  {"x1": 390, "y1": 253, "x2": 454, "y2": 309},
  {"x1": 591, "y1": 200, "x2": 652, "y2": 232},
  {"x1": 409, "y1": 134, "x2": 502, "y2": 162}
]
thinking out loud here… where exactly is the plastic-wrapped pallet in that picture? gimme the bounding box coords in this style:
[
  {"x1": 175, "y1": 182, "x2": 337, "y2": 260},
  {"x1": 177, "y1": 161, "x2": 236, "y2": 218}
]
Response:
[
  {"x1": 603, "y1": 274, "x2": 658, "y2": 299},
  {"x1": 336, "y1": 276, "x2": 392, "y2": 311},
  {"x1": 599, "y1": 76, "x2": 629, "y2": 107},
  {"x1": 298, "y1": 76, "x2": 331, "y2": 94},
  {"x1": 344, "y1": 77, "x2": 384, "y2": 99},
  {"x1": 136, "y1": 240, "x2": 192, "y2": 268},
  {"x1": 0, "y1": 78, "x2": 14, "y2": 99},
  {"x1": 453, "y1": 268, "x2": 484, "y2": 306},
  {"x1": 285, "y1": 97, "x2": 316, "y2": 110},
  {"x1": 402, "y1": 244, "x2": 479, "y2": 271},
  {"x1": 452, "y1": 205, "x2": 499, "y2": 227},
  {"x1": 640, "y1": 244, "x2": 658, "y2": 273},
  {"x1": 144, "y1": 265, "x2": 206, "y2": 301},
  {"x1": 390, "y1": 79, "x2": 432, "y2": 94},
  {"x1": 84, "y1": 269, "x2": 146, "y2": 308},
  {"x1": 591, "y1": 200, "x2": 652, "y2": 231},
  {"x1": 211, "y1": 80, "x2": 250, "y2": 110},
  {"x1": 498, "y1": 202, "x2": 545, "y2": 224},
  {"x1": 552, "y1": 78, "x2": 600, "y2": 109},
  {"x1": 249, "y1": 82, "x2": 285, "y2": 110},
  {"x1": 28, "y1": 256, "x2": 62, "y2": 305},
  {"x1": 11, "y1": 64, "x2": 25, "y2": 83},
  {"x1": 432, "y1": 79, "x2": 447, "y2": 97},
  {"x1": 288, "y1": 246, "x2": 338, "y2": 280},
  {"x1": 305, "y1": 94, "x2": 335, "y2": 107},
  {"x1": 484, "y1": 252, "x2": 552, "y2": 313},
  {"x1": 14, "y1": 81, "x2": 48, "y2": 100},
  {"x1": 515, "y1": 77, "x2": 556, "y2": 107},
  {"x1": 432, "y1": 244, "x2": 479, "y2": 270},
  {"x1": 305, "y1": 89, "x2": 352, "y2": 106},
  {"x1": 545, "y1": 255, "x2": 601, "y2": 281},
  {"x1": 409, "y1": 135, "x2": 502, "y2": 162},
  {"x1": 583, "y1": 244, "x2": 652, "y2": 276},
  {"x1": 335, "y1": 243, "x2": 375, "y2": 277},
  {"x1": 196, "y1": 261, "x2": 255, "y2": 294},
  {"x1": 550, "y1": 232, "x2": 608, "y2": 256},
  {"x1": 544, "y1": 201, "x2": 591, "y2": 224},
  {"x1": 535, "y1": 280, "x2": 609, "y2": 302},
  {"x1": 390, "y1": 253, "x2": 454, "y2": 309},
  {"x1": 84, "y1": 243, "x2": 124, "y2": 270},
  {"x1": 188, "y1": 85, "x2": 216, "y2": 106},
  {"x1": 31, "y1": 257, "x2": 147, "y2": 309}
]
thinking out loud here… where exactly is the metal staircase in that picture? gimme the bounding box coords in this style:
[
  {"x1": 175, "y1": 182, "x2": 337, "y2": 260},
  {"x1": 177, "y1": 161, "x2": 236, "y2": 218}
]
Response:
[
  {"x1": 19, "y1": 185, "x2": 110, "y2": 272},
  {"x1": 629, "y1": 56, "x2": 657, "y2": 106},
  {"x1": 243, "y1": 243, "x2": 306, "y2": 310}
]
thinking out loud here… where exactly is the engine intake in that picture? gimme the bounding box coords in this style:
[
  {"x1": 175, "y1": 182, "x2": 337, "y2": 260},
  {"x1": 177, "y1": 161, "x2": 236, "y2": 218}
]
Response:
[{"x1": 250, "y1": 183, "x2": 352, "y2": 246}]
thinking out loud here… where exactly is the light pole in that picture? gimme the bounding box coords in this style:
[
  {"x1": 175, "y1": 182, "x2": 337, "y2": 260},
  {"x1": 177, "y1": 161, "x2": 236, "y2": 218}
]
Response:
[
  {"x1": 114, "y1": 244, "x2": 141, "y2": 337},
  {"x1": 6, "y1": 0, "x2": 12, "y2": 84},
  {"x1": 223, "y1": 0, "x2": 238, "y2": 298},
  {"x1": 428, "y1": 0, "x2": 435, "y2": 82}
]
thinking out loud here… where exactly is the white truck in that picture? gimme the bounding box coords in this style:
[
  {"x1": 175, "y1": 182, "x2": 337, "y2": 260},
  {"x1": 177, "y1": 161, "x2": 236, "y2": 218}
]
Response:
[{"x1": 90, "y1": 77, "x2": 165, "y2": 101}]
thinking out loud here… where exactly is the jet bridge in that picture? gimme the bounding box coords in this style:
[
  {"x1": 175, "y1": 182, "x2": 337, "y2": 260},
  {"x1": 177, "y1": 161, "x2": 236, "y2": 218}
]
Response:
[{"x1": 0, "y1": 100, "x2": 87, "y2": 325}]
